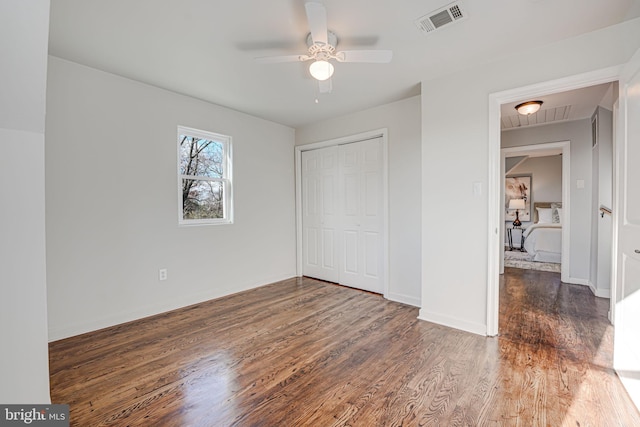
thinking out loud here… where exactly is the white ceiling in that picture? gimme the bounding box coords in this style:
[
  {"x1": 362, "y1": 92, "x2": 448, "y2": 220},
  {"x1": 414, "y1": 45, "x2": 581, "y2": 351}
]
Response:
[{"x1": 48, "y1": 0, "x2": 640, "y2": 128}]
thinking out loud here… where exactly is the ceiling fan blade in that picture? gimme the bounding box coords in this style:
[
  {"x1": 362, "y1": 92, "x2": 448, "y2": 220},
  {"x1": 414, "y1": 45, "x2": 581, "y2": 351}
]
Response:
[
  {"x1": 336, "y1": 35, "x2": 379, "y2": 47},
  {"x1": 305, "y1": 1, "x2": 328, "y2": 45},
  {"x1": 335, "y1": 50, "x2": 393, "y2": 63},
  {"x1": 318, "y1": 78, "x2": 332, "y2": 94},
  {"x1": 236, "y1": 40, "x2": 301, "y2": 51},
  {"x1": 255, "y1": 54, "x2": 311, "y2": 64}
]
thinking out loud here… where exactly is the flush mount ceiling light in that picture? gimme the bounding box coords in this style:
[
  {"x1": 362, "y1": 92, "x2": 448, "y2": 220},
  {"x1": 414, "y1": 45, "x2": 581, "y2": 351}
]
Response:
[
  {"x1": 515, "y1": 100, "x2": 543, "y2": 115},
  {"x1": 309, "y1": 60, "x2": 334, "y2": 81}
]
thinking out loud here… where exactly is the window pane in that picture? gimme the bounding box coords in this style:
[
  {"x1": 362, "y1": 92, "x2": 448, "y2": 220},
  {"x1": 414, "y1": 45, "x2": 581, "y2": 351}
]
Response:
[
  {"x1": 182, "y1": 179, "x2": 224, "y2": 219},
  {"x1": 179, "y1": 135, "x2": 224, "y2": 178}
]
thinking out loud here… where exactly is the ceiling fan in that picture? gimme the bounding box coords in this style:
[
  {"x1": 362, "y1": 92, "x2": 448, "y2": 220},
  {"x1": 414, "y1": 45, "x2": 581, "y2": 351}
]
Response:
[{"x1": 255, "y1": 1, "x2": 393, "y2": 94}]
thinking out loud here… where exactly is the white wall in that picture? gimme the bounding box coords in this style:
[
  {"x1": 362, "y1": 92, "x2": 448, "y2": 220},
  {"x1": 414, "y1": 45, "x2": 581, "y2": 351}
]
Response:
[
  {"x1": 46, "y1": 57, "x2": 297, "y2": 340},
  {"x1": 502, "y1": 120, "x2": 591, "y2": 281},
  {"x1": 0, "y1": 0, "x2": 51, "y2": 403},
  {"x1": 419, "y1": 18, "x2": 640, "y2": 334},
  {"x1": 296, "y1": 96, "x2": 422, "y2": 306}
]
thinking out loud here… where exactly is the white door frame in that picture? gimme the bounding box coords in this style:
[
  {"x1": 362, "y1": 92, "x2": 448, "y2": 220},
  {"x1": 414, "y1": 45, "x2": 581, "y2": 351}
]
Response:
[
  {"x1": 487, "y1": 66, "x2": 622, "y2": 336},
  {"x1": 295, "y1": 128, "x2": 390, "y2": 297},
  {"x1": 500, "y1": 141, "x2": 571, "y2": 281}
]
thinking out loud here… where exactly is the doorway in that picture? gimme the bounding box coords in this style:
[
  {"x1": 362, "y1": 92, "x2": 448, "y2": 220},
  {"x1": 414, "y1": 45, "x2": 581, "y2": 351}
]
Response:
[
  {"x1": 486, "y1": 67, "x2": 622, "y2": 335},
  {"x1": 500, "y1": 142, "x2": 570, "y2": 282}
]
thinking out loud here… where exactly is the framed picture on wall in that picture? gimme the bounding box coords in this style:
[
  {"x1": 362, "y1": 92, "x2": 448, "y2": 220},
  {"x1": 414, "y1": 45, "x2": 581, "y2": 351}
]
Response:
[{"x1": 505, "y1": 174, "x2": 532, "y2": 222}]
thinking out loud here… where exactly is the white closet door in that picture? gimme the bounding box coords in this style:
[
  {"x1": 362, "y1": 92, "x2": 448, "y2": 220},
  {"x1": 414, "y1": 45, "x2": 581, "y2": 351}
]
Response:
[
  {"x1": 338, "y1": 138, "x2": 384, "y2": 293},
  {"x1": 301, "y1": 146, "x2": 339, "y2": 283},
  {"x1": 301, "y1": 137, "x2": 384, "y2": 293}
]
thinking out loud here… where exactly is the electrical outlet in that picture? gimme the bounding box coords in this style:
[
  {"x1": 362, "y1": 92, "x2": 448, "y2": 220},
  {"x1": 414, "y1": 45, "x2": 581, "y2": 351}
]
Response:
[{"x1": 159, "y1": 268, "x2": 167, "y2": 281}]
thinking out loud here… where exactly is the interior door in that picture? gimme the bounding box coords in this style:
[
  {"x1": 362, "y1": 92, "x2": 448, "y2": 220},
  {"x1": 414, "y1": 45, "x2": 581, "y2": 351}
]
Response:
[
  {"x1": 301, "y1": 146, "x2": 339, "y2": 283},
  {"x1": 614, "y1": 47, "x2": 640, "y2": 409},
  {"x1": 338, "y1": 138, "x2": 384, "y2": 293}
]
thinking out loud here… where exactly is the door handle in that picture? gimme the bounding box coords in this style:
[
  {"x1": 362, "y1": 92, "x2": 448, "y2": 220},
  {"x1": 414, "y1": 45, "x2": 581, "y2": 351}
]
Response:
[{"x1": 635, "y1": 249, "x2": 640, "y2": 254}]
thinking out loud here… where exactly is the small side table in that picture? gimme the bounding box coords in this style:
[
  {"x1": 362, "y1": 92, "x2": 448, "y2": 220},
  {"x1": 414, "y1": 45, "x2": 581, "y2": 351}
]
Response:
[{"x1": 507, "y1": 226, "x2": 526, "y2": 251}]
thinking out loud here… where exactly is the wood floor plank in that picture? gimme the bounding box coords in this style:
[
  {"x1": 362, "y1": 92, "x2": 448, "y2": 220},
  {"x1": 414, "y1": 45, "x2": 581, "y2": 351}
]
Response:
[{"x1": 49, "y1": 272, "x2": 640, "y2": 426}]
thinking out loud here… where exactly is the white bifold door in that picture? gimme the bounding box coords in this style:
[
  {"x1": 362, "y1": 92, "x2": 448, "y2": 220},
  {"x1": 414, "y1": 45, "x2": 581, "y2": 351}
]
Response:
[{"x1": 301, "y1": 137, "x2": 384, "y2": 294}]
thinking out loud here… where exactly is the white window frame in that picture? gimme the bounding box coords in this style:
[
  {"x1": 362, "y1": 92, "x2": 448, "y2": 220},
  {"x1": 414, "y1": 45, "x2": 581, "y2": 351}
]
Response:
[{"x1": 177, "y1": 126, "x2": 233, "y2": 226}]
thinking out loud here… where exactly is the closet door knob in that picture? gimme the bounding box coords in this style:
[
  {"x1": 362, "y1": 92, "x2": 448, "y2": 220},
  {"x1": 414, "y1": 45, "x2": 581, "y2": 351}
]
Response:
[{"x1": 635, "y1": 249, "x2": 640, "y2": 254}]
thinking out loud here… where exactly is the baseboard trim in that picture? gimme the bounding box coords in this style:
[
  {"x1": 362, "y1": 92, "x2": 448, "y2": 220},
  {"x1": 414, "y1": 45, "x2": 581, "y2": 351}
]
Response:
[
  {"x1": 587, "y1": 281, "x2": 611, "y2": 298},
  {"x1": 48, "y1": 273, "x2": 296, "y2": 342},
  {"x1": 417, "y1": 309, "x2": 486, "y2": 336},
  {"x1": 565, "y1": 276, "x2": 590, "y2": 286},
  {"x1": 563, "y1": 277, "x2": 611, "y2": 298},
  {"x1": 617, "y1": 372, "x2": 640, "y2": 412},
  {"x1": 386, "y1": 292, "x2": 421, "y2": 307}
]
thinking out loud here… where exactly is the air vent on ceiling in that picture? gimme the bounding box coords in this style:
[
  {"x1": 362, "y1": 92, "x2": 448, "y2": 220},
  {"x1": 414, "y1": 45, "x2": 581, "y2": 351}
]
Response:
[{"x1": 415, "y1": 2, "x2": 467, "y2": 34}]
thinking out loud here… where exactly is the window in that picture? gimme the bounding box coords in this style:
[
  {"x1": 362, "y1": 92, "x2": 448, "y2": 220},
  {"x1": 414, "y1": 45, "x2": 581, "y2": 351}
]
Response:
[{"x1": 178, "y1": 126, "x2": 233, "y2": 225}]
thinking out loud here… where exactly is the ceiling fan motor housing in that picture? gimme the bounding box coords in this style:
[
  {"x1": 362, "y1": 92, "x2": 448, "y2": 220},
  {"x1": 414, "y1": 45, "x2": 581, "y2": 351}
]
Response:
[{"x1": 306, "y1": 31, "x2": 338, "y2": 59}]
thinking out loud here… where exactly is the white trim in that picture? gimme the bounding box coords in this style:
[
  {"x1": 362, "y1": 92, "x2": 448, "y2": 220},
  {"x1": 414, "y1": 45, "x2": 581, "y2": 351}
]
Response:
[
  {"x1": 487, "y1": 65, "x2": 623, "y2": 336},
  {"x1": 564, "y1": 277, "x2": 610, "y2": 298},
  {"x1": 587, "y1": 281, "x2": 611, "y2": 299},
  {"x1": 48, "y1": 273, "x2": 295, "y2": 342},
  {"x1": 418, "y1": 310, "x2": 487, "y2": 336},
  {"x1": 177, "y1": 126, "x2": 233, "y2": 226},
  {"x1": 487, "y1": 95, "x2": 501, "y2": 336},
  {"x1": 295, "y1": 128, "x2": 390, "y2": 298},
  {"x1": 566, "y1": 277, "x2": 611, "y2": 297},
  {"x1": 386, "y1": 292, "x2": 421, "y2": 308},
  {"x1": 567, "y1": 277, "x2": 590, "y2": 286},
  {"x1": 610, "y1": 96, "x2": 620, "y2": 326}
]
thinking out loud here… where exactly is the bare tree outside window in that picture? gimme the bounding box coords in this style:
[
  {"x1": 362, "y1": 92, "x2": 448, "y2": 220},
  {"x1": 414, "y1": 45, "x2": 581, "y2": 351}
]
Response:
[{"x1": 178, "y1": 127, "x2": 232, "y2": 225}]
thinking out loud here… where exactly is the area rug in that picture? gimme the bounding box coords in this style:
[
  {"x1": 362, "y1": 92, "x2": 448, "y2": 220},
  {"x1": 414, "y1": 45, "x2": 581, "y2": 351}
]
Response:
[{"x1": 504, "y1": 248, "x2": 561, "y2": 273}]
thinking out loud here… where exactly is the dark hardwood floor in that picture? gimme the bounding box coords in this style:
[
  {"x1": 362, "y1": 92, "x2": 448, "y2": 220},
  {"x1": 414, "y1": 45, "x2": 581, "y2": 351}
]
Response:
[{"x1": 49, "y1": 270, "x2": 640, "y2": 426}]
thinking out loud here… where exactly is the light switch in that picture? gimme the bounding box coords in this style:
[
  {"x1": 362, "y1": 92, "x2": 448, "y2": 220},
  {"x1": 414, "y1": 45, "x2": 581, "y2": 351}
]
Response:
[
  {"x1": 577, "y1": 179, "x2": 585, "y2": 189},
  {"x1": 473, "y1": 182, "x2": 482, "y2": 197}
]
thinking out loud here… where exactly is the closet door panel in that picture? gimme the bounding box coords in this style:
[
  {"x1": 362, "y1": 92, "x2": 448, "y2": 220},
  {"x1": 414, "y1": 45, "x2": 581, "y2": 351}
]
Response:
[
  {"x1": 343, "y1": 230, "x2": 359, "y2": 275},
  {"x1": 338, "y1": 138, "x2": 383, "y2": 293},
  {"x1": 364, "y1": 231, "x2": 380, "y2": 279},
  {"x1": 322, "y1": 229, "x2": 336, "y2": 270},
  {"x1": 302, "y1": 147, "x2": 339, "y2": 283}
]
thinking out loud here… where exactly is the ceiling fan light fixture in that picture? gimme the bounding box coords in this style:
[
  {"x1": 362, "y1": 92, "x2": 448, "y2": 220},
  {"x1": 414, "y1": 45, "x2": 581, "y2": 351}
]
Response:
[
  {"x1": 515, "y1": 100, "x2": 543, "y2": 115},
  {"x1": 309, "y1": 60, "x2": 334, "y2": 81}
]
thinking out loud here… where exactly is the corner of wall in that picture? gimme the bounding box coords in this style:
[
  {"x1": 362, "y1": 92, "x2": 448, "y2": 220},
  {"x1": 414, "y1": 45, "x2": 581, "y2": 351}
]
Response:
[{"x1": 417, "y1": 309, "x2": 487, "y2": 336}]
